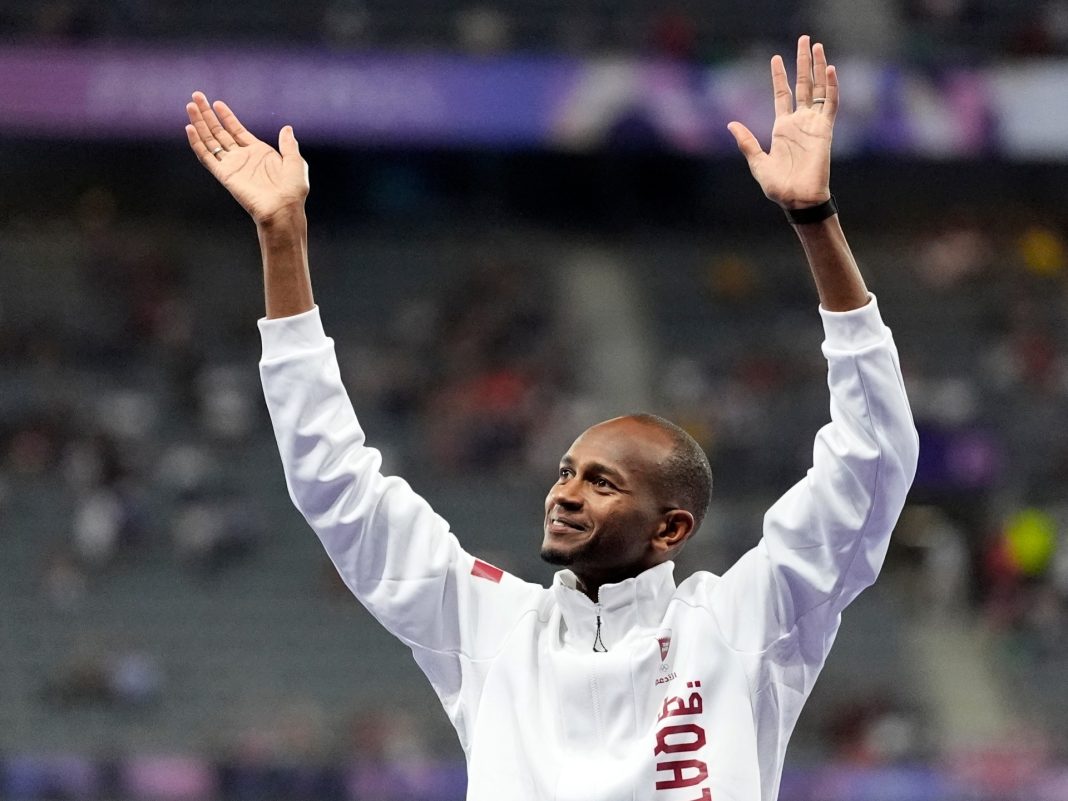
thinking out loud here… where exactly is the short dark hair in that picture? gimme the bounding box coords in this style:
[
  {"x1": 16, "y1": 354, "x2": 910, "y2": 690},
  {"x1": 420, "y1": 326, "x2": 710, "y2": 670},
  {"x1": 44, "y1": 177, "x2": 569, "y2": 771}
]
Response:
[{"x1": 628, "y1": 413, "x2": 713, "y2": 532}]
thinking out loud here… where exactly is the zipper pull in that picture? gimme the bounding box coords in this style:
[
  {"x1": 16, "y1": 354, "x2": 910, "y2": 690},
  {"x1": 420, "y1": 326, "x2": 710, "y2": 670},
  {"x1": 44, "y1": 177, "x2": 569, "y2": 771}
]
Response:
[{"x1": 593, "y1": 604, "x2": 608, "y2": 652}]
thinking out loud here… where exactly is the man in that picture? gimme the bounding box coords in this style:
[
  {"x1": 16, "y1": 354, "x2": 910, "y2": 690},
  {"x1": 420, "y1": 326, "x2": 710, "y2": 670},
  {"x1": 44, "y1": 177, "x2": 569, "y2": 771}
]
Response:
[{"x1": 185, "y1": 35, "x2": 918, "y2": 801}]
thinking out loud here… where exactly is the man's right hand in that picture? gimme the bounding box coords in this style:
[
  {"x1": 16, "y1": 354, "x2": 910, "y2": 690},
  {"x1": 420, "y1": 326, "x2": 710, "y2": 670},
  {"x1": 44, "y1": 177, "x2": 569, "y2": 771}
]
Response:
[{"x1": 184, "y1": 92, "x2": 309, "y2": 228}]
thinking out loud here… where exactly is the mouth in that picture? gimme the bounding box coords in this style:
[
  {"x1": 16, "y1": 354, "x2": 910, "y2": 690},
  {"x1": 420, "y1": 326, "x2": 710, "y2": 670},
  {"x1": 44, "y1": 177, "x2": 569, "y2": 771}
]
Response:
[{"x1": 547, "y1": 516, "x2": 587, "y2": 535}]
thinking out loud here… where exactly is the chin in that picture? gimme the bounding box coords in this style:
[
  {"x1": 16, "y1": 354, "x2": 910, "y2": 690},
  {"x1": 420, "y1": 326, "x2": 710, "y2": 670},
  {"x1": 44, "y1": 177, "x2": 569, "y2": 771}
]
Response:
[{"x1": 540, "y1": 545, "x2": 575, "y2": 566}]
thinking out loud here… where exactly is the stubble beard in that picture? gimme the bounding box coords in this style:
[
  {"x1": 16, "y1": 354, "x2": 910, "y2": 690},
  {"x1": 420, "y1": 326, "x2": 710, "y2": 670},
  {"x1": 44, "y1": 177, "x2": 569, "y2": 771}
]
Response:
[
  {"x1": 540, "y1": 543, "x2": 576, "y2": 566},
  {"x1": 540, "y1": 529, "x2": 600, "y2": 568},
  {"x1": 540, "y1": 523, "x2": 589, "y2": 566}
]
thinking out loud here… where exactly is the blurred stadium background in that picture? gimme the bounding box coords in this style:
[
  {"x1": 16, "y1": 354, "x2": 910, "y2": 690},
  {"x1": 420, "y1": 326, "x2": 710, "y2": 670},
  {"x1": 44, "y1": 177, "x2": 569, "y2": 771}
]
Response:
[{"x1": 3, "y1": 1, "x2": 1068, "y2": 800}]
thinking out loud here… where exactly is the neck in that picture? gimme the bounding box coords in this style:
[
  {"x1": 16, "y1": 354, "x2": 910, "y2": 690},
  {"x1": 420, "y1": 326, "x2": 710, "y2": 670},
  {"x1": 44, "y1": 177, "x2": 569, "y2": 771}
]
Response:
[
  {"x1": 573, "y1": 563, "x2": 650, "y2": 602},
  {"x1": 573, "y1": 576, "x2": 600, "y2": 603}
]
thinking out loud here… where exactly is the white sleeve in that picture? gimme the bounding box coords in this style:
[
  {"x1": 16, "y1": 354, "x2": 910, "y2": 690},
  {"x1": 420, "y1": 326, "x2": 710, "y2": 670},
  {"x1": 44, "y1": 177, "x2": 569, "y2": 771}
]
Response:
[
  {"x1": 708, "y1": 294, "x2": 919, "y2": 657},
  {"x1": 257, "y1": 307, "x2": 535, "y2": 684}
]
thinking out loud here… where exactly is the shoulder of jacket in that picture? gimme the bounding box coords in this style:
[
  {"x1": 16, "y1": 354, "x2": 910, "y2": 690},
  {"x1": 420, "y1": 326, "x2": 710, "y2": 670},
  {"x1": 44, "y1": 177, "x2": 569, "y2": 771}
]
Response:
[
  {"x1": 673, "y1": 570, "x2": 721, "y2": 605},
  {"x1": 468, "y1": 561, "x2": 552, "y2": 619}
]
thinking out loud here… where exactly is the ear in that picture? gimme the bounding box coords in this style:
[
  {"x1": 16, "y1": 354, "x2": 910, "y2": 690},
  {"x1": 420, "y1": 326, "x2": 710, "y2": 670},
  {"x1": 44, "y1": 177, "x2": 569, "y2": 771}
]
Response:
[{"x1": 652, "y1": 509, "x2": 696, "y2": 554}]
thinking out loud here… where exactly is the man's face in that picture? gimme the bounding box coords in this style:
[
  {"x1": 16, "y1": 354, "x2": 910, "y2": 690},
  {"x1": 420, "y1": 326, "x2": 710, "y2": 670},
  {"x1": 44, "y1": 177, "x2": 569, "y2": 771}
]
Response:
[{"x1": 541, "y1": 418, "x2": 674, "y2": 587}]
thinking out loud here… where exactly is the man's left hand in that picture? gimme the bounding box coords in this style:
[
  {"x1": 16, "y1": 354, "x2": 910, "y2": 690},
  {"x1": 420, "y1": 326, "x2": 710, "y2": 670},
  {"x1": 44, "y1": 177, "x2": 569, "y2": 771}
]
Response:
[{"x1": 728, "y1": 35, "x2": 837, "y2": 210}]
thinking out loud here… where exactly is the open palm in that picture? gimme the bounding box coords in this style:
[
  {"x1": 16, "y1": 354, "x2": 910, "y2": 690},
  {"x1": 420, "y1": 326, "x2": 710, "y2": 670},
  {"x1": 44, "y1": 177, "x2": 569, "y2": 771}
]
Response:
[
  {"x1": 728, "y1": 36, "x2": 838, "y2": 210},
  {"x1": 184, "y1": 92, "x2": 309, "y2": 226}
]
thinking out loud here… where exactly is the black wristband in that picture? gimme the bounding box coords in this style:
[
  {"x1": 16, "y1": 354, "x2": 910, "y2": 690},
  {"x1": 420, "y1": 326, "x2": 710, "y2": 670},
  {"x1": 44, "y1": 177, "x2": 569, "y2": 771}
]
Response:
[{"x1": 784, "y1": 195, "x2": 837, "y2": 225}]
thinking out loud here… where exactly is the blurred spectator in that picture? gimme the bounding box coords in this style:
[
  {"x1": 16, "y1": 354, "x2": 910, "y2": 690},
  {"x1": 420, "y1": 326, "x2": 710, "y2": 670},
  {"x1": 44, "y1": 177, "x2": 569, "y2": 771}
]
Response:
[
  {"x1": 703, "y1": 253, "x2": 761, "y2": 304},
  {"x1": 41, "y1": 643, "x2": 163, "y2": 709},
  {"x1": 984, "y1": 507, "x2": 1066, "y2": 659},
  {"x1": 61, "y1": 431, "x2": 145, "y2": 569},
  {"x1": 914, "y1": 223, "x2": 992, "y2": 290},
  {"x1": 171, "y1": 490, "x2": 260, "y2": 575},
  {"x1": 896, "y1": 505, "x2": 971, "y2": 619},
  {"x1": 156, "y1": 441, "x2": 223, "y2": 495},
  {"x1": 63, "y1": 435, "x2": 124, "y2": 493},
  {"x1": 343, "y1": 706, "x2": 454, "y2": 801},
  {"x1": 72, "y1": 486, "x2": 131, "y2": 567},
  {"x1": 224, "y1": 701, "x2": 335, "y2": 800},
  {"x1": 825, "y1": 696, "x2": 926, "y2": 766},
  {"x1": 1019, "y1": 225, "x2": 1068, "y2": 278},
  {"x1": 422, "y1": 259, "x2": 557, "y2": 471},
  {"x1": 195, "y1": 364, "x2": 257, "y2": 442}
]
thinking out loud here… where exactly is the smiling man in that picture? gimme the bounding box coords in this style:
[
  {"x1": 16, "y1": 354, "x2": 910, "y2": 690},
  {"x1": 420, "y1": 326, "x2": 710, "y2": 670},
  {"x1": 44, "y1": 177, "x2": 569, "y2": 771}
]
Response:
[
  {"x1": 542, "y1": 414, "x2": 711, "y2": 597},
  {"x1": 185, "y1": 36, "x2": 917, "y2": 801}
]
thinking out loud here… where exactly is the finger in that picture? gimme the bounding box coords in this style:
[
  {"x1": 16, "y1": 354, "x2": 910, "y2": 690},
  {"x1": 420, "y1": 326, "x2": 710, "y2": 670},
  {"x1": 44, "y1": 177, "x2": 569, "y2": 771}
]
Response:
[
  {"x1": 186, "y1": 99, "x2": 226, "y2": 159},
  {"x1": 213, "y1": 99, "x2": 257, "y2": 147},
  {"x1": 727, "y1": 121, "x2": 766, "y2": 166},
  {"x1": 770, "y1": 55, "x2": 793, "y2": 117},
  {"x1": 824, "y1": 65, "x2": 839, "y2": 122},
  {"x1": 192, "y1": 91, "x2": 237, "y2": 151},
  {"x1": 185, "y1": 124, "x2": 223, "y2": 177},
  {"x1": 795, "y1": 35, "x2": 813, "y2": 106},
  {"x1": 812, "y1": 42, "x2": 828, "y2": 101}
]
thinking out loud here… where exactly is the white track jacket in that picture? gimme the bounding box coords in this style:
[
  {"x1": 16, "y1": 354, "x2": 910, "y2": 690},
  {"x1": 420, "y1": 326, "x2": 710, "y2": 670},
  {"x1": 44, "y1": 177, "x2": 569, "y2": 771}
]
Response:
[{"x1": 258, "y1": 295, "x2": 918, "y2": 801}]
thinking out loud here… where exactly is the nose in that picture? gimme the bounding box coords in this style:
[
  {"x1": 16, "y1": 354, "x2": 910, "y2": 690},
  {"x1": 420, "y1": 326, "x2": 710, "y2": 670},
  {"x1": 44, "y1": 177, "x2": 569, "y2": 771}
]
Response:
[{"x1": 549, "y1": 477, "x2": 583, "y2": 511}]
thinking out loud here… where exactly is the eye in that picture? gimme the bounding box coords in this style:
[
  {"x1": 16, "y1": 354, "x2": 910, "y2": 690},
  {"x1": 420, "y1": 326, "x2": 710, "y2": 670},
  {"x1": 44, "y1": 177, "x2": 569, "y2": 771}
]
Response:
[
  {"x1": 558, "y1": 467, "x2": 574, "y2": 481},
  {"x1": 593, "y1": 477, "x2": 613, "y2": 490}
]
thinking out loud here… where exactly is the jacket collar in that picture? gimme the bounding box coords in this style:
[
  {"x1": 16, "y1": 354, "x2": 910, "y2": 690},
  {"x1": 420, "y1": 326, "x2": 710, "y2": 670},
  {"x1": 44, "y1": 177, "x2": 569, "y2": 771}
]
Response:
[{"x1": 551, "y1": 561, "x2": 676, "y2": 651}]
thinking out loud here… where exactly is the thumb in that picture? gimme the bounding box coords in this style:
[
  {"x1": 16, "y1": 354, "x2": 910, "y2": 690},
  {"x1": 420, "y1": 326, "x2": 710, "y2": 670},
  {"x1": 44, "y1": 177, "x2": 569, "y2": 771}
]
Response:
[
  {"x1": 278, "y1": 125, "x2": 300, "y2": 158},
  {"x1": 279, "y1": 125, "x2": 310, "y2": 191},
  {"x1": 727, "y1": 122, "x2": 765, "y2": 165}
]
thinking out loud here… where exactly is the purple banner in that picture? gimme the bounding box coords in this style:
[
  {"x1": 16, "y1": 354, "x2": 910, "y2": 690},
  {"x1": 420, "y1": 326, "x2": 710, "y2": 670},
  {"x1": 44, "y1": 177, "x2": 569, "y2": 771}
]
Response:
[
  {"x1": 0, "y1": 45, "x2": 588, "y2": 147},
  {"x1": 0, "y1": 43, "x2": 1041, "y2": 156}
]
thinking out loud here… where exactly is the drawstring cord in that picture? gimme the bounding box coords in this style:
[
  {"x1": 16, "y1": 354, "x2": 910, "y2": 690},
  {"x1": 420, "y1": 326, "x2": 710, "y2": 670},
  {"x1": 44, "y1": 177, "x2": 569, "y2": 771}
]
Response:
[{"x1": 593, "y1": 606, "x2": 607, "y2": 652}]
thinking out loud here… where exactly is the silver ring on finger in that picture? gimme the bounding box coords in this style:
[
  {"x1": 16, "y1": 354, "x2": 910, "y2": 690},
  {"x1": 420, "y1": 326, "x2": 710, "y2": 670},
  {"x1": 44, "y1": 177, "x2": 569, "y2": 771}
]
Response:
[
  {"x1": 211, "y1": 146, "x2": 224, "y2": 156},
  {"x1": 811, "y1": 98, "x2": 826, "y2": 105}
]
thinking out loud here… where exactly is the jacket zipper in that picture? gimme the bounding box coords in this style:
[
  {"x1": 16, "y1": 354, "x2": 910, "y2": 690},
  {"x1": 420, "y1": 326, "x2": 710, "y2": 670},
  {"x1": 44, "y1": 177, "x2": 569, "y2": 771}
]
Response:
[{"x1": 592, "y1": 602, "x2": 607, "y2": 652}]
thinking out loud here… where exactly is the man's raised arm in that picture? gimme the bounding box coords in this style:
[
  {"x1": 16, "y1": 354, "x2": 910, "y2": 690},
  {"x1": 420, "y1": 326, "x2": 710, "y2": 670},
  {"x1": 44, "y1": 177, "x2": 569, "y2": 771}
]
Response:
[
  {"x1": 709, "y1": 37, "x2": 919, "y2": 654},
  {"x1": 184, "y1": 95, "x2": 536, "y2": 680}
]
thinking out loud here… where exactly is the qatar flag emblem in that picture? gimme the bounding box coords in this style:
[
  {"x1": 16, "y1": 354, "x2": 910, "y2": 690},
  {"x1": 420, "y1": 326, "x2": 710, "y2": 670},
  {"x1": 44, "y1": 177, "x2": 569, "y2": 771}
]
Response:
[{"x1": 657, "y1": 631, "x2": 672, "y2": 662}]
